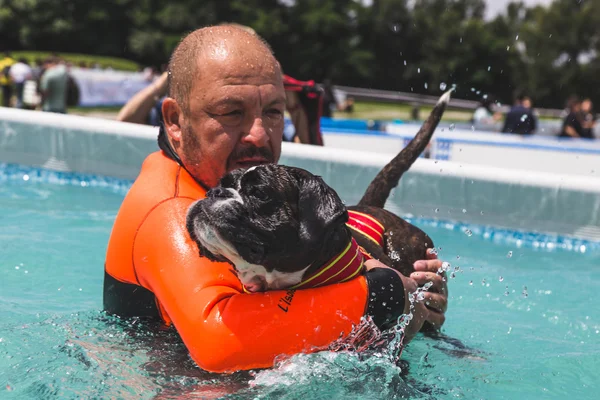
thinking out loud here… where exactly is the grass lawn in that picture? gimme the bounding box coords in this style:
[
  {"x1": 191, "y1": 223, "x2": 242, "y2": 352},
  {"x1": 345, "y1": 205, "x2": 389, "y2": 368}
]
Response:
[
  {"x1": 333, "y1": 100, "x2": 474, "y2": 122},
  {"x1": 9, "y1": 51, "x2": 140, "y2": 71}
]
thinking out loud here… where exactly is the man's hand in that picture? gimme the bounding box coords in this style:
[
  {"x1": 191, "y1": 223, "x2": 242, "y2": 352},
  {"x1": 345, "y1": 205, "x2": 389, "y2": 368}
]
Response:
[
  {"x1": 410, "y1": 249, "x2": 448, "y2": 330},
  {"x1": 364, "y1": 260, "x2": 429, "y2": 344}
]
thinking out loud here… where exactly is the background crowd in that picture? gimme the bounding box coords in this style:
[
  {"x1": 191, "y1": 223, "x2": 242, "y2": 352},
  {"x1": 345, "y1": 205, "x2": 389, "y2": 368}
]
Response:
[
  {"x1": 0, "y1": 52, "x2": 79, "y2": 114},
  {"x1": 472, "y1": 93, "x2": 597, "y2": 139},
  {"x1": 1, "y1": 0, "x2": 599, "y2": 141}
]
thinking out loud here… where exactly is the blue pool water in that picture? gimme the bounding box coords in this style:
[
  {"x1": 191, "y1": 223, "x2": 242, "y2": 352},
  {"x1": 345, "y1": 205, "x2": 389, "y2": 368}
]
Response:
[{"x1": 1, "y1": 165, "x2": 599, "y2": 399}]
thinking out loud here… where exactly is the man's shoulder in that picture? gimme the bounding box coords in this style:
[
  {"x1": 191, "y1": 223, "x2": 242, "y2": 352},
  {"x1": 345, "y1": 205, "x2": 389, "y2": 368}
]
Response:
[{"x1": 124, "y1": 152, "x2": 204, "y2": 214}]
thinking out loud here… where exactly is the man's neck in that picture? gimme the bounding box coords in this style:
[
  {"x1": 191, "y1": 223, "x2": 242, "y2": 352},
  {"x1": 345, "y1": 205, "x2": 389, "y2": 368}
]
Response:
[
  {"x1": 157, "y1": 123, "x2": 212, "y2": 192},
  {"x1": 158, "y1": 123, "x2": 182, "y2": 165}
]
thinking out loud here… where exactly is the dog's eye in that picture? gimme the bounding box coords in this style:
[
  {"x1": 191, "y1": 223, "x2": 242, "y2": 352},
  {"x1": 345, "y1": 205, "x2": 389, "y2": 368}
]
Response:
[{"x1": 251, "y1": 188, "x2": 269, "y2": 201}]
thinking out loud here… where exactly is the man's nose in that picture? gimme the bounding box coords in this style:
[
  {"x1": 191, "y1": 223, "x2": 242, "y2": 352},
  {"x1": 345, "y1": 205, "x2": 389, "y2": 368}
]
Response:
[{"x1": 241, "y1": 117, "x2": 269, "y2": 147}]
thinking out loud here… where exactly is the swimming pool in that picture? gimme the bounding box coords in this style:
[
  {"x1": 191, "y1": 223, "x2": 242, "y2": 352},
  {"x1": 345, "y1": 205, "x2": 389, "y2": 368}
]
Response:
[{"x1": 1, "y1": 164, "x2": 598, "y2": 399}]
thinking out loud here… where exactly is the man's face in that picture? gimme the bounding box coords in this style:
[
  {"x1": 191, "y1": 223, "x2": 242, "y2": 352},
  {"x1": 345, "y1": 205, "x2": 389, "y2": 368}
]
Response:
[
  {"x1": 582, "y1": 100, "x2": 592, "y2": 113},
  {"x1": 177, "y1": 48, "x2": 286, "y2": 188}
]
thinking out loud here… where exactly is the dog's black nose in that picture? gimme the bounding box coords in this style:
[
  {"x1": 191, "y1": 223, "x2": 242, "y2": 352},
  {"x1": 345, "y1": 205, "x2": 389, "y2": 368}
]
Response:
[{"x1": 207, "y1": 187, "x2": 229, "y2": 198}]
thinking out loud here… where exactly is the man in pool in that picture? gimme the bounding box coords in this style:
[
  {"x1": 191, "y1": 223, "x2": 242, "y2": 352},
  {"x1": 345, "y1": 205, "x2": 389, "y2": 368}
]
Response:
[{"x1": 103, "y1": 25, "x2": 448, "y2": 373}]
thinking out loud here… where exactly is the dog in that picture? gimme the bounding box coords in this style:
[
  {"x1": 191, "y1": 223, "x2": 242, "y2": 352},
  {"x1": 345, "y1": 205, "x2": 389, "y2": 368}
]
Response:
[{"x1": 185, "y1": 90, "x2": 451, "y2": 293}]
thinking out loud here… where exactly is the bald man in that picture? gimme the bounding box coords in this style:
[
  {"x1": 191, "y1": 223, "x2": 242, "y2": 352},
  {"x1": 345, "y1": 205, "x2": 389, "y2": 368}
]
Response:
[{"x1": 103, "y1": 25, "x2": 448, "y2": 373}]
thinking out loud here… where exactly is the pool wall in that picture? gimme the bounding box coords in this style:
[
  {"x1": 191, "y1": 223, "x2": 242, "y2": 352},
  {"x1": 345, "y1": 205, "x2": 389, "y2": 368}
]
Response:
[
  {"x1": 323, "y1": 125, "x2": 600, "y2": 178},
  {"x1": 1, "y1": 107, "x2": 599, "y2": 242}
]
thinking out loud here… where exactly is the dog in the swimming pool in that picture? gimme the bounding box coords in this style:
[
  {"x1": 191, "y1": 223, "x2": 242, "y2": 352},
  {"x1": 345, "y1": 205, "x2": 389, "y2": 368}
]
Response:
[{"x1": 186, "y1": 91, "x2": 451, "y2": 293}]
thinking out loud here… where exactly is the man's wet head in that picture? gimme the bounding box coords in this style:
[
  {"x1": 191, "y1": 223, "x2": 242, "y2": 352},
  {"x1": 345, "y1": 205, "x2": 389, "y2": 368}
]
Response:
[{"x1": 162, "y1": 25, "x2": 286, "y2": 188}]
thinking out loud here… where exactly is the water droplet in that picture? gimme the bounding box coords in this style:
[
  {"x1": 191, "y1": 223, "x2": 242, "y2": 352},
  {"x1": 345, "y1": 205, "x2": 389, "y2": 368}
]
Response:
[
  {"x1": 449, "y1": 123, "x2": 456, "y2": 131},
  {"x1": 15, "y1": 266, "x2": 19, "y2": 270},
  {"x1": 404, "y1": 60, "x2": 407, "y2": 66},
  {"x1": 464, "y1": 229, "x2": 473, "y2": 237},
  {"x1": 487, "y1": 66, "x2": 491, "y2": 71},
  {"x1": 435, "y1": 208, "x2": 440, "y2": 213},
  {"x1": 418, "y1": 67, "x2": 421, "y2": 73},
  {"x1": 469, "y1": 281, "x2": 473, "y2": 286},
  {"x1": 499, "y1": 276, "x2": 504, "y2": 282},
  {"x1": 462, "y1": 209, "x2": 467, "y2": 213},
  {"x1": 456, "y1": 255, "x2": 460, "y2": 260},
  {"x1": 507, "y1": 251, "x2": 513, "y2": 258},
  {"x1": 515, "y1": 35, "x2": 519, "y2": 40},
  {"x1": 481, "y1": 279, "x2": 486, "y2": 286},
  {"x1": 440, "y1": 262, "x2": 451, "y2": 273},
  {"x1": 480, "y1": 211, "x2": 485, "y2": 215},
  {"x1": 520, "y1": 114, "x2": 528, "y2": 122},
  {"x1": 471, "y1": 126, "x2": 475, "y2": 131},
  {"x1": 507, "y1": 46, "x2": 510, "y2": 51},
  {"x1": 440, "y1": 82, "x2": 447, "y2": 90},
  {"x1": 23, "y1": 174, "x2": 30, "y2": 181}
]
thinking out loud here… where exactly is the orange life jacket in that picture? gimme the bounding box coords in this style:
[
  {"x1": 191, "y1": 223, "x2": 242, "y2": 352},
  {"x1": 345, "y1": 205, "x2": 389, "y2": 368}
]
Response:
[{"x1": 104, "y1": 151, "x2": 371, "y2": 373}]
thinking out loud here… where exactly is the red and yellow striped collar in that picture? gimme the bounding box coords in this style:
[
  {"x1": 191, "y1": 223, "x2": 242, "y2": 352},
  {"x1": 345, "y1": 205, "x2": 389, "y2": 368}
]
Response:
[
  {"x1": 346, "y1": 210, "x2": 385, "y2": 247},
  {"x1": 291, "y1": 237, "x2": 365, "y2": 290}
]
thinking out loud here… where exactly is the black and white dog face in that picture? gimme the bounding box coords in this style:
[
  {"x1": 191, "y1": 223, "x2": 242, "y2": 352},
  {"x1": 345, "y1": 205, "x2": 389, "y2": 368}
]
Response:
[{"x1": 186, "y1": 164, "x2": 349, "y2": 292}]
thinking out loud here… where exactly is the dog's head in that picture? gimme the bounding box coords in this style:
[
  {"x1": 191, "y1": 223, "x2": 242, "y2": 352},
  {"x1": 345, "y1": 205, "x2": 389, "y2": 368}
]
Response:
[{"x1": 186, "y1": 164, "x2": 349, "y2": 292}]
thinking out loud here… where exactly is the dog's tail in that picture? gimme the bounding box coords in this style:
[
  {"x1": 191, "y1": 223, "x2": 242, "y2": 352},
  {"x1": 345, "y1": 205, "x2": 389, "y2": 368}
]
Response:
[{"x1": 357, "y1": 90, "x2": 452, "y2": 208}]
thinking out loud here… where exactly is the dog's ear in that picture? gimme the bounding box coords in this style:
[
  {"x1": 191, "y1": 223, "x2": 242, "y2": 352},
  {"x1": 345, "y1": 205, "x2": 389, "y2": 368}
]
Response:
[{"x1": 290, "y1": 168, "x2": 348, "y2": 244}]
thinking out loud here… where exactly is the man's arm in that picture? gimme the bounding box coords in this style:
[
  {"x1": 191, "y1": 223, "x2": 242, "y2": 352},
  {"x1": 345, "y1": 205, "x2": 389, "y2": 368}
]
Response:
[
  {"x1": 117, "y1": 72, "x2": 168, "y2": 124},
  {"x1": 563, "y1": 125, "x2": 580, "y2": 138},
  {"x1": 134, "y1": 199, "x2": 416, "y2": 373}
]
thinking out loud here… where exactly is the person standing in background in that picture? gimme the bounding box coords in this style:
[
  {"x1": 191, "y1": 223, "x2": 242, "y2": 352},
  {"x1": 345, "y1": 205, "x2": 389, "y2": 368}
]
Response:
[
  {"x1": 472, "y1": 96, "x2": 502, "y2": 128},
  {"x1": 560, "y1": 96, "x2": 586, "y2": 138},
  {"x1": 580, "y1": 98, "x2": 597, "y2": 139},
  {"x1": 0, "y1": 52, "x2": 15, "y2": 107},
  {"x1": 501, "y1": 94, "x2": 537, "y2": 135},
  {"x1": 8, "y1": 58, "x2": 32, "y2": 109},
  {"x1": 39, "y1": 57, "x2": 68, "y2": 114}
]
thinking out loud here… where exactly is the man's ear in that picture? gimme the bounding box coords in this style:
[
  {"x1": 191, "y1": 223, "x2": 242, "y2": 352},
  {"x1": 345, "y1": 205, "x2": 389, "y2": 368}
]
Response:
[
  {"x1": 291, "y1": 168, "x2": 348, "y2": 245},
  {"x1": 162, "y1": 97, "x2": 183, "y2": 143}
]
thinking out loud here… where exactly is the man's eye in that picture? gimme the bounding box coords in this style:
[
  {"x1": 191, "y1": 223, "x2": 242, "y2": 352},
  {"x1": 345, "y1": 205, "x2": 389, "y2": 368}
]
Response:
[
  {"x1": 211, "y1": 110, "x2": 243, "y2": 125},
  {"x1": 221, "y1": 110, "x2": 242, "y2": 117},
  {"x1": 265, "y1": 109, "x2": 283, "y2": 117}
]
